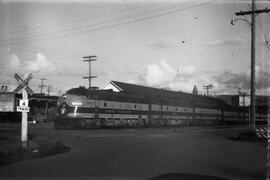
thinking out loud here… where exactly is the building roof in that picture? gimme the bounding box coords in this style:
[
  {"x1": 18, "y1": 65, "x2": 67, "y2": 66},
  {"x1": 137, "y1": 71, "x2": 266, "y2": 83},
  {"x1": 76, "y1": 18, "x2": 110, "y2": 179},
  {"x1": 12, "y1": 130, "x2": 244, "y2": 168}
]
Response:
[
  {"x1": 30, "y1": 94, "x2": 59, "y2": 102},
  {"x1": 109, "y1": 81, "x2": 230, "y2": 109}
]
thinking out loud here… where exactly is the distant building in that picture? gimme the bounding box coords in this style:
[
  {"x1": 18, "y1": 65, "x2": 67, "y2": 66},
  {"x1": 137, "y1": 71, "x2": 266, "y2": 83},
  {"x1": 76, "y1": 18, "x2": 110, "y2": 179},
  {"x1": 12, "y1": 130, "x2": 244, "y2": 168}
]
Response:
[
  {"x1": 104, "y1": 81, "x2": 123, "y2": 92},
  {"x1": 1, "y1": 85, "x2": 8, "y2": 92},
  {"x1": 0, "y1": 92, "x2": 59, "y2": 123},
  {"x1": 217, "y1": 94, "x2": 269, "y2": 115},
  {"x1": 29, "y1": 94, "x2": 59, "y2": 122}
]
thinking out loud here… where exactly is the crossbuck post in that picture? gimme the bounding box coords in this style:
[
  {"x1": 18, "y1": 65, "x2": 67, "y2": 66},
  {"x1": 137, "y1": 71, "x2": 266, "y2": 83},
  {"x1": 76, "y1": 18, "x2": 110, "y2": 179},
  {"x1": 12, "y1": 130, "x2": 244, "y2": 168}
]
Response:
[
  {"x1": 21, "y1": 88, "x2": 28, "y2": 149},
  {"x1": 13, "y1": 73, "x2": 33, "y2": 149}
]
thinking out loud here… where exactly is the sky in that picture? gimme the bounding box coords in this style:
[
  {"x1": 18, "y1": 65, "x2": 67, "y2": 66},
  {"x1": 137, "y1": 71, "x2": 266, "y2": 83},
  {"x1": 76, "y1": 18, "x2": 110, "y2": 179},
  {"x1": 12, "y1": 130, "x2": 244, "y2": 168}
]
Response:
[{"x1": 0, "y1": 0, "x2": 270, "y2": 96}]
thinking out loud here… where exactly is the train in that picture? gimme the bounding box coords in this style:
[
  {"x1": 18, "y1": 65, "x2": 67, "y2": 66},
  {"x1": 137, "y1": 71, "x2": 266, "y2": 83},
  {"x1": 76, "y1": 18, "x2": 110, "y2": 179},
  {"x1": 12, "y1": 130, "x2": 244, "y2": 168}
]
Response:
[{"x1": 53, "y1": 85, "x2": 266, "y2": 129}]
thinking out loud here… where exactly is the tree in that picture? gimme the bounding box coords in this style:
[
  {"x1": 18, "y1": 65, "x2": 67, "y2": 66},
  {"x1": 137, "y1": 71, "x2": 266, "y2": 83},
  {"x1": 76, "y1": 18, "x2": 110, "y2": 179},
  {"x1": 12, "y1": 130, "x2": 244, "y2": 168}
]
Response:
[{"x1": 192, "y1": 85, "x2": 198, "y2": 95}]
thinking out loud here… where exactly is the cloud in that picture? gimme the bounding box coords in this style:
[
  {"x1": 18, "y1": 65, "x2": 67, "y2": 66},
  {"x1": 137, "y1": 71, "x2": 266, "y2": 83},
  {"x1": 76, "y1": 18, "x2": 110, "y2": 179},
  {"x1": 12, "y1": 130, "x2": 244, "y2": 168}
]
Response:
[
  {"x1": 132, "y1": 60, "x2": 270, "y2": 95},
  {"x1": 204, "y1": 38, "x2": 248, "y2": 47},
  {"x1": 255, "y1": 64, "x2": 270, "y2": 89},
  {"x1": 9, "y1": 54, "x2": 22, "y2": 70},
  {"x1": 8, "y1": 53, "x2": 55, "y2": 73},
  {"x1": 145, "y1": 60, "x2": 177, "y2": 86},
  {"x1": 26, "y1": 53, "x2": 55, "y2": 72},
  {"x1": 213, "y1": 71, "x2": 250, "y2": 89},
  {"x1": 213, "y1": 63, "x2": 270, "y2": 93},
  {"x1": 133, "y1": 60, "x2": 200, "y2": 93}
]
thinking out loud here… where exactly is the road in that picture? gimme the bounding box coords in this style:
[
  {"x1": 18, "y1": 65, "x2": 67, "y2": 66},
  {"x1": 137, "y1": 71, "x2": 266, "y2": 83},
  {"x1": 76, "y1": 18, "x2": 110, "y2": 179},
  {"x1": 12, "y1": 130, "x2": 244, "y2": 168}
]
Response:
[{"x1": 0, "y1": 124, "x2": 266, "y2": 180}]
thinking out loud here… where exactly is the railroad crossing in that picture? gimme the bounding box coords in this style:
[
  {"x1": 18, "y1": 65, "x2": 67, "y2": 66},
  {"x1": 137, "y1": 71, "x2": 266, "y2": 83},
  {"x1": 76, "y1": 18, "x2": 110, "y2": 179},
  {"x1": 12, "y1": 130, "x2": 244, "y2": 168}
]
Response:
[{"x1": 13, "y1": 73, "x2": 33, "y2": 149}]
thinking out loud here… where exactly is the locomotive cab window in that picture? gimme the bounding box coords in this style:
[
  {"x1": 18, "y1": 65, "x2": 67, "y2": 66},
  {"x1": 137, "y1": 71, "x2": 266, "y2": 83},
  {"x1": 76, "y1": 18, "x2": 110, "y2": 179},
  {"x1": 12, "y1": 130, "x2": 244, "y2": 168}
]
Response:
[{"x1": 104, "y1": 102, "x2": 107, "y2": 107}]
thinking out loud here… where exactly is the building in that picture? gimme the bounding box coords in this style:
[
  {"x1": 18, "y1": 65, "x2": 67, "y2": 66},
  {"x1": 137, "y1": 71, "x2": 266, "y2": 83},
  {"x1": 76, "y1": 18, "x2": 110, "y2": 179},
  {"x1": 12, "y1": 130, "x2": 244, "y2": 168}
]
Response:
[
  {"x1": 0, "y1": 92, "x2": 59, "y2": 123},
  {"x1": 104, "y1": 80, "x2": 229, "y2": 109}
]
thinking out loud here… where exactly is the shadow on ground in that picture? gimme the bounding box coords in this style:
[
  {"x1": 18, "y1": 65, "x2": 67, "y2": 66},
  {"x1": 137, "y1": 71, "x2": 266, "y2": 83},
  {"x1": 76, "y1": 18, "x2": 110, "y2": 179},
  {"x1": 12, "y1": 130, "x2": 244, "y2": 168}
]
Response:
[{"x1": 227, "y1": 130, "x2": 267, "y2": 143}]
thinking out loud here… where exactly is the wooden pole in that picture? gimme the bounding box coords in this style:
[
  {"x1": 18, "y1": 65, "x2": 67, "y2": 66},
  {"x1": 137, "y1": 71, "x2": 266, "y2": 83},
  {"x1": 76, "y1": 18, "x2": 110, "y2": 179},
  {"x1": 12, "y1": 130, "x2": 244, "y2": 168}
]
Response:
[
  {"x1": 250, "y1": 0, "x2": 256, "y2": 133},
  {"x1": 21, "y1": 88, "x2": 28, "y2": 149},
  {"x1": 267, "y1": 113, "x2": 270, "y2": 180}
]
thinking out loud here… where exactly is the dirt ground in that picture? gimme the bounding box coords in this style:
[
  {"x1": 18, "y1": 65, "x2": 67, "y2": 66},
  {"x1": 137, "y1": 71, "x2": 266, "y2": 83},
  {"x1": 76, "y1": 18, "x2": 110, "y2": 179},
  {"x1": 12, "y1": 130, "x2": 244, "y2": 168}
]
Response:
[{"x1": 0, "y1": 129, "x2": 70, "y2": 166}]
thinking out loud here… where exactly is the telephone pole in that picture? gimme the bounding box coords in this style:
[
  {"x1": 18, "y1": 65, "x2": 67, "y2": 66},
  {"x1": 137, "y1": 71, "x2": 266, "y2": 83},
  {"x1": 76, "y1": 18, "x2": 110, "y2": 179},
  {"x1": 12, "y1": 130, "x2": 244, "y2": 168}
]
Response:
[
  {"x1": 47, "y1": 85, "x2": 52, "y2": 96},
  {"x1": 203, "y1": 84, "x2": 213, "y2": 96},
  {"x1": 83, "y1": 55, "x2": 97, "y2": 89},
  {"x1": 39, "y1": 78, "x2": 46, "y2": 94},
  {"x1": 235, "y1": 1, "x2": 270, "y2": 133}
]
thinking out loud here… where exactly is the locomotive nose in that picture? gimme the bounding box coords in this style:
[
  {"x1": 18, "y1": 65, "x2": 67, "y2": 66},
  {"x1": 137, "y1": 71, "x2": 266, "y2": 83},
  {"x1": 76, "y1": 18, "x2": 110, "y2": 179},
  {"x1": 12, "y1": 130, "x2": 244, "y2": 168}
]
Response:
[{"x1": 59, "y1": 103, "x2": 67, "y2": 116}]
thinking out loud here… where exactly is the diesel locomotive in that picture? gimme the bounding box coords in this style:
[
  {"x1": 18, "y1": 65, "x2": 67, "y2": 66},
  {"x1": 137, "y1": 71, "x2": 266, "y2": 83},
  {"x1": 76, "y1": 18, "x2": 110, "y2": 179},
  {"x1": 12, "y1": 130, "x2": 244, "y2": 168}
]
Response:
[{"x1": 54, "y1": 86, "x2": 253, "y2": 129}]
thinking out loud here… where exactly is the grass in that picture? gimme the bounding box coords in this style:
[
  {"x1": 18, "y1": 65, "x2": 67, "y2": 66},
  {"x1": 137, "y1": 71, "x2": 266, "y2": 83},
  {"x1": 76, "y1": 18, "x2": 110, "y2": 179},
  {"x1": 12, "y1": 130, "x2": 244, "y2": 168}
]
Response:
[{"x1": 0, "y1": 134, "x2": 70, "y2": 166}]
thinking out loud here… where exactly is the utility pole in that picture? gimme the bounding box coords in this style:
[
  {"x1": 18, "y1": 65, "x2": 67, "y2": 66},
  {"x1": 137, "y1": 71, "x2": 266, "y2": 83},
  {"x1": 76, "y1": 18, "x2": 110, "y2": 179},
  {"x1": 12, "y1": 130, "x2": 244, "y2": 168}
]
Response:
[
  {"x1": 203, "y1": 84, "x2": 213, "y2": 96},
  {"x1": 39, "y1": 78, "x2": 46, "y2": 94},
  {"x1": 234, "y1": 3, "x2": 270, "y2": 179},
  {"x1": 235, "y1": 1, "x2": 270, "y2": 133},
  {"x1": 47, "y1": 85, "x2": 52, "y2": 96},
  {"x1": 83, "y1": 56, "x2": 97, "y2": 89}
]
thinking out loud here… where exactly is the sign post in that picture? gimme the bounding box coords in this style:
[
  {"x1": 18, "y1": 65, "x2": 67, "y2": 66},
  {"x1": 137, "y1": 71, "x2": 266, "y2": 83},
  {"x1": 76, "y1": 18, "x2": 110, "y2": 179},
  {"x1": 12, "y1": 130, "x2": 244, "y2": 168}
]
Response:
[
  {"x1": 21, "y1": 88, "x2": 28, "y2": 149},
  {"x1": 13, "y1": 73, "x2": 33, "y2": 149}
]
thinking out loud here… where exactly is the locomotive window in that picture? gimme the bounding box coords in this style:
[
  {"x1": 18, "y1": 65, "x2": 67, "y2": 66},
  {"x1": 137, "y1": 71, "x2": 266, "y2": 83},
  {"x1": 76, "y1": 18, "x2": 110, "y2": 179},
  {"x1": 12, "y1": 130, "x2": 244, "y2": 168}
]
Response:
[
  {"x1": 104, "y1": 102, "x2": 107, "y2": 107},
  {"x1": 134, "y1": 104, "x2": 137, "y2": 109},
  {"x1": 175, "y1": 107, "x2": 178, "y2": 111},
  {"x1": 166, "y1": 106, "x2": 168, "y2": 111}
]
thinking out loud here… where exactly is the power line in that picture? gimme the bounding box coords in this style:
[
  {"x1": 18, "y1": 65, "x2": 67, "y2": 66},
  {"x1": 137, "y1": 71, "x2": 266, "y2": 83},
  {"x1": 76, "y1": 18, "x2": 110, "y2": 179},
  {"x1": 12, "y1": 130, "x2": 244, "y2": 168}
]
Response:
[
  {"x1": 0, "y1": 1, "x2": 214, "y2": 44},
  {"x1": 2, "y1": 44, "x2": 81, "y2": 59},
  {"x1": 0, "y1": 2, "x2": 177, "y2": 44},
  {"x1": 0, "y1": 2, "x2": 160, "y2": 37}
]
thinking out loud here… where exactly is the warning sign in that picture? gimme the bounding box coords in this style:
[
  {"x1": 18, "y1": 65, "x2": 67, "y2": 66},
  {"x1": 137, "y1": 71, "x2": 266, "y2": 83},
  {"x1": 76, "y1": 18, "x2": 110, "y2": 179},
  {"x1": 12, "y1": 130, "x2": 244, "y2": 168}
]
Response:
[
  {"x1": 239, "y1": 95, "x2": 250, "y2": 107},
  {"x1": 17, "y1": 106, "x2": 30, "y2": 112},
  {"x1": 19, "y1": 100, "x2": 29, "y2": 107}
]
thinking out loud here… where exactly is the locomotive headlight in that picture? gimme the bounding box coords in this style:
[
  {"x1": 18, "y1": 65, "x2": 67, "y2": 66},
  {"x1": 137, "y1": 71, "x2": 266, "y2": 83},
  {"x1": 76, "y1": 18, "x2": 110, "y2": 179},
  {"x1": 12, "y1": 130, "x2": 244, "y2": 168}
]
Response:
[
  {"x1": 60, "y1": 106, "x2": 66, "y2": 115},
  {"x1": 72, "y1": 102, "x2": 82, "y2": 106}
]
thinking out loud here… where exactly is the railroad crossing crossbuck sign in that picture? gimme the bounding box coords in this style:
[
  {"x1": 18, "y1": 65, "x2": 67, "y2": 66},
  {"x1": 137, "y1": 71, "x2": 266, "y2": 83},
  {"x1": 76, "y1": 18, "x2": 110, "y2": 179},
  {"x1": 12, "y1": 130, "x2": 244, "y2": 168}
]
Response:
[
  {"x1": 13, "y1": 73, "x2": 33, "y2": 149},
  {"x1": 14, "y1": 73, "x2": 33, "y2": 112},
  {"x1": 13, "y1": 73, "x2": 33, "y2": 95}
]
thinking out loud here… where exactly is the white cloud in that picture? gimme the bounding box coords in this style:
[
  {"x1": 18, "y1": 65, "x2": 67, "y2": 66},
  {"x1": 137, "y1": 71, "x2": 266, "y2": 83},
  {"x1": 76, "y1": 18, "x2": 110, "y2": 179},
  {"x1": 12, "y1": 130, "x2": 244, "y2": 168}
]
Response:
[
  {"x1": 8, "y1": 53, "x2": 55, "y2": 73},
  {"x1": 145, "y1": 60, "x2": 177, "y2": 86},
  {"x1": 26, "y1": 53, "x2": 55, "y2": 72},
  {"x1": 137, "y1": 60, "x2": 202, "y2": 93},
  {"x1": 133, "y1": 60, "x2": 269, "y2": 95}
]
